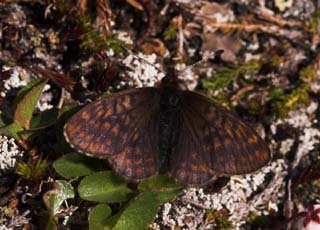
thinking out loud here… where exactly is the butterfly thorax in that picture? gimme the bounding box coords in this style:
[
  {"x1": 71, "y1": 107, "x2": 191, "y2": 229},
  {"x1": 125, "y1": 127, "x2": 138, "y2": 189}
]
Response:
[
  {"x1": 160, "y1": 70, "x2": 186, "y2": 91},
  {"x1": 158, "y1": 88, "x2": 182, "y2": 167}
]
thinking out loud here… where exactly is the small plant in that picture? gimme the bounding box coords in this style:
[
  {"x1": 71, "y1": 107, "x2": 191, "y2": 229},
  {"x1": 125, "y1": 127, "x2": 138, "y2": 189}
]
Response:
[
  {"x1": 16, "y1": 158, "x2": 48, "y2": 181},
  {"x1": 53, "y1": 153, "x2": 182, "y2": 230}
]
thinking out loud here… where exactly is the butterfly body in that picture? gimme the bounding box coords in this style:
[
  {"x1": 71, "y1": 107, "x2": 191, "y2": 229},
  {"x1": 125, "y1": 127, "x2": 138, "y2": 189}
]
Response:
[
  {"x1": 64, "y1": 76, "x2": 271, "y2": 186},
  {"x1": 158, "y1": 88, "x2": 182, "y2": 167}
]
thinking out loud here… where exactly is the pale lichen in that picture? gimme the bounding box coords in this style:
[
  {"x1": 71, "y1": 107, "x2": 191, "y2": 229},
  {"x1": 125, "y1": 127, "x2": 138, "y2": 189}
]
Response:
[
  {"x1": 121, "y1": 53, "x2": 165, "y2": 88},
  {"x1": 0, "y1": 136, "x2": 23, "y2": 174}
]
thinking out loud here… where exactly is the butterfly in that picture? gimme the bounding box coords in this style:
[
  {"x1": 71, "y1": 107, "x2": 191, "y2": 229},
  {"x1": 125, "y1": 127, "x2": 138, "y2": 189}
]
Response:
[{"x1": 63, "y1": 69, "x2": 271, "y2": 186}]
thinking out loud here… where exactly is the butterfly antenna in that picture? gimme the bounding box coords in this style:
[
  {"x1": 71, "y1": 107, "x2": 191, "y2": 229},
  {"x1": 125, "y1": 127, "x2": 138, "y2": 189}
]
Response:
[
  {"x1": 177, "y1": 50, "x2": 224, "y2": 76},
  {"x1": 121, "y1": 45, "x2": 166, "y2": 75}
]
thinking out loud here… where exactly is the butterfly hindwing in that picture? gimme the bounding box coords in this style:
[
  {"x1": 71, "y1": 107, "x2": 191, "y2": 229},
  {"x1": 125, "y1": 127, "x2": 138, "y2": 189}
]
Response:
[
  {"x1": 169, "y1": 112, "x2": 215, "y2": 185},
  {"x1": 170, "y1": 91, "x2": 270, "y2": 185},
  {"x1": 64, "y1": 88, "x2": 161, "y2": 180}
]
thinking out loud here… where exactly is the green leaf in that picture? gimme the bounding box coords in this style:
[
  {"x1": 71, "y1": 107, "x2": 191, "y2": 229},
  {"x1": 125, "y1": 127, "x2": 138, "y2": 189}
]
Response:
[
  {"x1": 13, "y1": 79, "x2": 47, "y2": 129},
  {"x1": 157, "y1": 189, "x2": 182, "y2": 204},
  {"x1": 78, "y1": 171, "x2": 133, "y2": 202},
  {"x1": 101, "y1": 179, "x2": 180, "y2": 229},
  {"x1": 42, "y1": 180, "x2": 74, "y2": 230},
  {"x1": 53, "y1": 152, "x2": 105, "y2": 179},
  {"x1": 112, "y1": 191, "x2": 160, "y2": 230},
  {"x1": 56, "y1": 103, "x2": 80, "y2": 150},
  {"x1": 0, "y1": 122, "x2": 24, "y2": 140},
  {"x1": 30, "y1": 108, "x2": 59, "y2": 129},
  {"x1": 101, "y1": 211, "x2": 122, "y2": 230},
  {"x1": 138, "y1": 175, "x2": 182, "y2": 204},
  {"x1": 138, "y1": 175, "x2": 180, "y2": 191},
  {"x1": 58, "y1": 103, "x2": 79, "y2": 118},
  {"x1": 45, "y1": 217, "x2": 58, "y2": 230},
  {"x1": 89, "y1": 204, "x2": 112, "y2": 230},
  {"x1": 43, "y1": 180, "x2": 74, "y2": 216},
  {"x1": 12, "y1": 78, "x2": 43, "y2": 108}
]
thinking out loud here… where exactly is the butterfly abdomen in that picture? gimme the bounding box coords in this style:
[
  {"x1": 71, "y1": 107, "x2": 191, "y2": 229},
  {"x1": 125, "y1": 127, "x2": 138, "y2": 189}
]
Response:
[{"x1": 158, "y1": 90, "x2": 182, "y2": 167}]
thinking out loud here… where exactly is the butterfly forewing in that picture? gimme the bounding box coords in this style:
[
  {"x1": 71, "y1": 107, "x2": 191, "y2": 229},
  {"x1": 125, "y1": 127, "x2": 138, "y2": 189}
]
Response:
[
  {"x1": 64, "y1": 88, "x2": 161, "y2": 180},
  {"x1": 64, "y1": 81, "x2": 270, "y2": 186},
  {"x1": 170, "y1": 91, "x2": 270, "y2": 185}
]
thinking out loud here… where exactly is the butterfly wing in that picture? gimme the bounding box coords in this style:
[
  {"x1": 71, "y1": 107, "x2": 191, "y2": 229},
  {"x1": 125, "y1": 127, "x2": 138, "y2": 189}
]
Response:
[
  {"x1": 170, "y1": 91, "x2": 271, "y2": 186},
  {"x1": 64, "y1": 88, "x2": 161, "y2": 181}
]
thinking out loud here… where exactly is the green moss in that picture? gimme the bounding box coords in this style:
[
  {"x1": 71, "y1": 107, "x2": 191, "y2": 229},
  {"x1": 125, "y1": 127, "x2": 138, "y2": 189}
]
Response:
[
  {"x1": 55, "y1": 1, "x2": 69, "y2": 13},
  {"x1": 202, "y1": 60, "x2": 262, "y2": 91},
  {"x1": 245, "y1": 212, "x2": 257, "y2": 223},
  {"x1": 214, "y1": 216, "x2": 232, "y2": 229},
  {"x1": 163, "y1": 23, "x2": 177, "y2": 41},
  {"x1": 245, "y1": 212, "x2": 273, "y2": 228},
  {"x1": 56, "y1": 2, "x2": 126, "y2": 55},
  {"x1": 77, "y1": 13, "x2": 93, "y2": 31},
  {"x1": 206, "y1": 210, "x2": 233, "y2": 229},
  {"x1": 202, "y1": 67, "x2": 236, "y2": 91},
  {"x1": 269, "y1": 55, "x2": 284, "y2": 68},
  {"x1": 311, "y1": 9, "x2": 320, "y2": 34},
  {"x1": 77, "y1": 14, "x2": 125, "y2": 54},
  {"x1": 300, "y1": 65, "x2": 317, "y2": 80},
  {"x1": 274, "y1": 83, "x2": 310, "y2": 118},
  {"x1": 209, "y1": 92, "x2": 232, "y2": 110},
  {"x1": 4, "y1": 60, "x2": 16, "y2": 67},
  {"x1": 80, "y1": 31, "x2": 125, "y2": 54},
  {"x1": 248, "y1": 98, "x2": 264, "y2": 115},
  {"x1": 314, "y1": 160, "x2": 320, "y2": 173},
  {"x1": 269, "y1": 87, "x2": 284, "y2": 100}
]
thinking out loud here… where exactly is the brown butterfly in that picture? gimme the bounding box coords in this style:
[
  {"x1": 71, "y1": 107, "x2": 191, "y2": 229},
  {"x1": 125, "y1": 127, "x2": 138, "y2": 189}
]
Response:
[{"x1": 64, "y1": 58, "x2": 270, "y2": 186}]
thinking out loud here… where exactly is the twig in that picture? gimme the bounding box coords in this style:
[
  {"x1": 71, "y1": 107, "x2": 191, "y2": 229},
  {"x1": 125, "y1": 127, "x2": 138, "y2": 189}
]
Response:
[{"x1": 177, "y1": 50, "x2": 224, "y2": 77}]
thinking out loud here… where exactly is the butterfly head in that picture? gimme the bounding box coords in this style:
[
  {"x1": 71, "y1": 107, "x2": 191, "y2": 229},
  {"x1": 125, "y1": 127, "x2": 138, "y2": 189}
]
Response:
[{"x1": 160, "y1": 69, "x2": 188, "y2": 91}]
